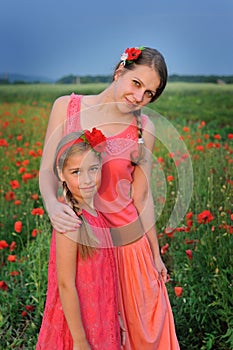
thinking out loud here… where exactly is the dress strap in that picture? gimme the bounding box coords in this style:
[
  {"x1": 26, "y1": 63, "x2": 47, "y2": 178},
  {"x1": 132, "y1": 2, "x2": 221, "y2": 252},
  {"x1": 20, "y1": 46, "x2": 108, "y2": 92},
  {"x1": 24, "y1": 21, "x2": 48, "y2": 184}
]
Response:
[{"x1": 65, "y1": 93, "x2": 83, "y2": 135}]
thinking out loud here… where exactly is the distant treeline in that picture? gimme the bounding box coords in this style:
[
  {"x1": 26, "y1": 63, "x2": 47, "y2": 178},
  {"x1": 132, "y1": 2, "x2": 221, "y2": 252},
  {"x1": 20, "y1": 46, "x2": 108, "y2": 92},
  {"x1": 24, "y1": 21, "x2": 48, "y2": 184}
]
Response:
[
  {"x1": 1, "y1": 74, "x2": 233, "y2": 85},
  {"x1": 55, "y1": 74, "x2": 233, "y2": 85}
]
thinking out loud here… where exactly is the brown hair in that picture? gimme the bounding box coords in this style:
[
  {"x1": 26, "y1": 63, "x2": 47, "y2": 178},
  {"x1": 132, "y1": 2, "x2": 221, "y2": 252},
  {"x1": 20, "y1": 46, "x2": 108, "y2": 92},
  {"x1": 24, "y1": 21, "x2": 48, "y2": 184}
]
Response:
[
  {"x1": 54, "y1": 131, "x2": 100, "y2": 259},
  {"x1": 114, "y1": 47, "x2": 168, "y2": 165}
]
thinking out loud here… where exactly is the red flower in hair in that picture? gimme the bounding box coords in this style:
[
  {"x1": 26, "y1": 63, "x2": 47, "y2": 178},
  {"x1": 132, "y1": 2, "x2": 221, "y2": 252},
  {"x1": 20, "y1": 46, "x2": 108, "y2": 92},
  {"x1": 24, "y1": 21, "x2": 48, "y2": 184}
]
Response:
[
  {"x1": 121, "y1": 46, "x2": 144, "y2": 65},
  {"x1": 84, "y1": 128, "x2": 106, "y2": 152}
]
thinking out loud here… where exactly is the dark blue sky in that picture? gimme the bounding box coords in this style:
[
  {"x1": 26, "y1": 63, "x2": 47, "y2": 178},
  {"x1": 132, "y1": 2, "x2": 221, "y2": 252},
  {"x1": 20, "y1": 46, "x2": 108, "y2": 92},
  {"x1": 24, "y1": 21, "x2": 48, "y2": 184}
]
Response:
[{"x1": 1, "y1": 0, "x2": 233, "y2": 80}]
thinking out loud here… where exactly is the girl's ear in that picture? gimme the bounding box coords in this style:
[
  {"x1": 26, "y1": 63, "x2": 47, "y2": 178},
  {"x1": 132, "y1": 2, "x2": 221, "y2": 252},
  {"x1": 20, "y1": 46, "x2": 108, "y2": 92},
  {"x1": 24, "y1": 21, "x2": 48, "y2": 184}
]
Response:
[
  {"x1": 57, "y1": 167, "x2": 64, "y2": 182},
  {"x1": 114, "y1": 64, "x2": 124, "y2": 81}
]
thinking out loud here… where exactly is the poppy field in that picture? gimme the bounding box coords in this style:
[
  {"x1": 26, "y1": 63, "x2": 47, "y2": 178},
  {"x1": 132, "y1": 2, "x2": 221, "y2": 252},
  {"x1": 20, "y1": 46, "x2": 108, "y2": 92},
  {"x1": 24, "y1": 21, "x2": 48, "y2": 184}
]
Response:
[{"x1": 0, "y1": 83, "x2": 233, "y2": 349}]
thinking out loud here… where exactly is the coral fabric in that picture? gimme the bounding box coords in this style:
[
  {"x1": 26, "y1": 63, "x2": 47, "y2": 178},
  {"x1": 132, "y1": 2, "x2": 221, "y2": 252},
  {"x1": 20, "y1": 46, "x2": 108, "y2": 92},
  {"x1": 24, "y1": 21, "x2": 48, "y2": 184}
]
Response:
[
  {"x1": 66, "y1": 94, "x2": 180, "y2": 349},
  {"x1": 36, "y1": 210, "x2": 121, "y2": 350}
]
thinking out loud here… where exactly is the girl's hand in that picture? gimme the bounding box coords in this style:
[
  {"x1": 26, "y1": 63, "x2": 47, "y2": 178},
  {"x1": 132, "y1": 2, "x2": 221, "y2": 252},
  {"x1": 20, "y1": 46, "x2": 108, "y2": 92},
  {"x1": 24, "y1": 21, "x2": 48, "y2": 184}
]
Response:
[
  {"x1": 48, "y1": 200, "x2": 81, "y2": 233},
  {"x1": 154, "y1": 255, "x2": 168, "y2": 283}
]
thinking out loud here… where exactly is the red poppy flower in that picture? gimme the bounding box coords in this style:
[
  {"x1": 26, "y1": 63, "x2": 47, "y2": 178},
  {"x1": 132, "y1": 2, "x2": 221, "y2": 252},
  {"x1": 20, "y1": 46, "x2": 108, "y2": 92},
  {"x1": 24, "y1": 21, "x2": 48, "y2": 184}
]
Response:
[
  {"x1": 21, "y1": 311, "x2": 27, "y2": 317},
  {"x1": 228, "y1": 133, "x2": 233, "y2": 139},
  {"x1": 14, "y1": 200, "x2": 21, "y2": 205},
  {"x1": 25, "y1": 305, "x2": 35, "y2": 312},
  {"x1": 125, "y1": 47, "x2": 142, "y2": 61},
  {"x1": 14, "y1": 221, "x2": 22, "y2": 233},
  {"x1": 0, "y1": 240, "x2": 9, "y2": 250},
  {"x1": 0, "y1": 281, "x2": 8, "y2": 291},
  {"x1": 214, "y1": 134, "x2": 221, "y2": 140},
  {"x1": 10, "y1": 270, "x2": 19, "y2": 276},
  {"x1": 8, "y1": 255, "x2": 17, "y2": 262},
  {"x1": 5, "y1": 191, "x2": 16, "y2": 201},
  {"x1": 22, "y1": 173, "x2": 33, "y2": 182},
  {"x1": 196, "y1": 145, "x2": 204, "y2": 152},
  {"x1": 22, "y1": 159, "x2": 29, "y2": 166},
  {"x1": 186, "y1": 212, "x2": 193, "y2": 220},
  {"x1": 183, "y1": 127, "x2": 190, "y2": 132},
  {"x1": 31, "y1": 208, "x2": 44, "y2": 216},
  {"x1": 197, "y1": 210, "x2": 214, "y2": 224},
  {"x1": 185, "y1": 249, "x2": 193, "y2": 260},
  {"x1": 31, "y1": 229, "x2": 38, "y2": 237},
  {"x1": 174, "y1": 286, "x2": 183, "y2": 297},
  {"x1": 161, "y1": 243, "x2": 169, "y2": 255},
  {"x1": 167, "y1": 175, "x2": 174, "y2": 182},
  {"x1": 31, "y1": 193, "x2": 39, "y2": 200},
  {"x1": 10, "y1": 180, "x2": 20, "y2": 189},
  {"x1": 9, "y1": 241, "x2": 17, "y2": 251},
  {"x1": 0, "y1": 138, "x2": 9, "y2": 147}
]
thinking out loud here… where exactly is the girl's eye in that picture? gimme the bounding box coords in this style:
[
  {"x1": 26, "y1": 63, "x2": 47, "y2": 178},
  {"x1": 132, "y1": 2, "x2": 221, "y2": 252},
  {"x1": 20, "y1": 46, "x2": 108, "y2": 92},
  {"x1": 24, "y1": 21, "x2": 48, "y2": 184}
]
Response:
[
  {"x1": 133, "y1": 80, "x2": 140, "y2": 87},
  {"x1": 145, "y1": 90, "x2": 154, "y2": 99},
  {"x1": 72, "y1": 170, "x2": 81, "y2": 175},
  {"x1": 89, "y1": 166, "x2": 100, "y2": 173}
]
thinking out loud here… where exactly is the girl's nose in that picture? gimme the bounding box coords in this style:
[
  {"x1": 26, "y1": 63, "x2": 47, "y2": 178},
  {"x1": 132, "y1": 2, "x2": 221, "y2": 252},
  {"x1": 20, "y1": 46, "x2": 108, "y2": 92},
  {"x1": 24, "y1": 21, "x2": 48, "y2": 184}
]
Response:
[
  {"x1": 133, "y1": 89, "x2": 144, "y2": 103},
  {"x1": 82, "y1": 171, "x2": 93, "y2": 184}
]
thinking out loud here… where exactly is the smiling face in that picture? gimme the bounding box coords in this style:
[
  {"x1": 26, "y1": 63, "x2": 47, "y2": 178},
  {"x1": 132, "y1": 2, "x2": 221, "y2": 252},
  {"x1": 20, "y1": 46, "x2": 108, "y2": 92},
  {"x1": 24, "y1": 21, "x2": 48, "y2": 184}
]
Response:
[
  {"x1": 113, "y1": 64, "x2": 161, "y2": 112},
  {"x1": 59, "y1": 150, "x2": 102, "y2": 206}
]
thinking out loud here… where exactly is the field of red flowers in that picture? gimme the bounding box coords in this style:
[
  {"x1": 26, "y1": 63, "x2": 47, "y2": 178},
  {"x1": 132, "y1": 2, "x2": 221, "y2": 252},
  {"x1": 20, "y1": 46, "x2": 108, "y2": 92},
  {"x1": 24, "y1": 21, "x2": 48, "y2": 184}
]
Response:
[{"x1": 0, "y1": 84, "x2": 233, "y2": 349}]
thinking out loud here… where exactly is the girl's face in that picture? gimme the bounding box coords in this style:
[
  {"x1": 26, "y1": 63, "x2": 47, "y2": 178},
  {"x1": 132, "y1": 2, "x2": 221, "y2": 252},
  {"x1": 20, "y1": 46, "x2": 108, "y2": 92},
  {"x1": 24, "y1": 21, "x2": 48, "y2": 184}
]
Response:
[
  {"x1": 114, "y1": 65, "x2": 161, "y2": 112},
  {"x1": 60, "y1": 150, "x2": 101, "y2": 205}
]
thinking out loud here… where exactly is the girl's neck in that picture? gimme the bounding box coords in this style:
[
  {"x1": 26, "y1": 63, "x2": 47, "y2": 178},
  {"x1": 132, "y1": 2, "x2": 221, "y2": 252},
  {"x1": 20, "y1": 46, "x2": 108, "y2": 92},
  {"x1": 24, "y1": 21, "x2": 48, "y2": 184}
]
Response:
[{"x1": 79, "y1": 201, "x2": 97, "y2": 217}]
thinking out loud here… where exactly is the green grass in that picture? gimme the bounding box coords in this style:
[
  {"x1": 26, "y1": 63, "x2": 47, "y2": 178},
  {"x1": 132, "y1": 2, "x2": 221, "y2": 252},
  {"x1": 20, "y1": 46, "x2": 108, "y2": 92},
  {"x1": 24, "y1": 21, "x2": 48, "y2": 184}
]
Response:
[{"x1": 0, "y1": 83, "x2": 233, "y2": 349}]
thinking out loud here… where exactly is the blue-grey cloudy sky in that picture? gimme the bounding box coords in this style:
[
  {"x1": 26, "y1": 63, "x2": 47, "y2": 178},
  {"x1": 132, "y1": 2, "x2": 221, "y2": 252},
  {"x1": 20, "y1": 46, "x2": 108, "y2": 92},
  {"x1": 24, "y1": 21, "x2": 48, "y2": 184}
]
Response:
[{"x1": 1, "y1": 0, "x2": 232, "y2": 80}]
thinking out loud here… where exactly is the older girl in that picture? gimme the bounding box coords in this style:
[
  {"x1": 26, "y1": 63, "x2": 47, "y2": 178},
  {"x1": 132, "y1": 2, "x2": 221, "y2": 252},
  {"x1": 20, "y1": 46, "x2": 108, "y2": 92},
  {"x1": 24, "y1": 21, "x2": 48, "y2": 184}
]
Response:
[{"x1": 39, "y1": 46, "x2": 180, "y2": 349}]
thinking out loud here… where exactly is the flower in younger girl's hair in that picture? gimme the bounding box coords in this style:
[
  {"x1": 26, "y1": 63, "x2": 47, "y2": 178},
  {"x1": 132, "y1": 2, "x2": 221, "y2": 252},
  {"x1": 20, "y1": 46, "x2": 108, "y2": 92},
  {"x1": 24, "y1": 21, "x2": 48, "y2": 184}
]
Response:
[
  {"x1": 197, "y1": 210, "x2": 214, "y2": 224},
  {"x1": 14, "y1": 221, "x2": 22, "y2": 233},
  {"x1": 84, "y1": 128, "x2": 106, "y2": 152},
  {"x1": 185, "y1": 249, "x2": 193, "y2": 260},
  {"x1": 174, "y1": 286, "x2": 183, "y2": 297}
]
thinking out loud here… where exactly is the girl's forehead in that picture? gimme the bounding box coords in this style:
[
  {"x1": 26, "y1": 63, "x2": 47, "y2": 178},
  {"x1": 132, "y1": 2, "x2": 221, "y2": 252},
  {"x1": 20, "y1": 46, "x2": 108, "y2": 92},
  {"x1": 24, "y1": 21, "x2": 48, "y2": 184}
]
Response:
[{"x1": 65, "y1": 150, "x2": 99, "y2": 167}]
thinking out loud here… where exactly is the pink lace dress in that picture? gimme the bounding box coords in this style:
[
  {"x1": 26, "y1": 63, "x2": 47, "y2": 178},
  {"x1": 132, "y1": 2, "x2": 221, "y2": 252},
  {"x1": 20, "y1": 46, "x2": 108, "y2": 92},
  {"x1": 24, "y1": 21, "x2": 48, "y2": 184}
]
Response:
[
  {"x1": 36, "y1": 210, "x2": 121, "y2": 350},
  {"x1": 65, "y1": 94, "x2": 180, "y2": 350}
]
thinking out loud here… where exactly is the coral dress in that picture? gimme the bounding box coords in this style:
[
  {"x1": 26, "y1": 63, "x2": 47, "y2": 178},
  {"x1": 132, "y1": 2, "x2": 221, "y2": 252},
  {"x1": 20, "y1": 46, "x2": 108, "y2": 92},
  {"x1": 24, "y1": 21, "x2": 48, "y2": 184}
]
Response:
[
  {"x1": 66, "y1": 94, "x2": 180, "y2": 350},
  {"x1": 36, "y1": 209, "x2": 121, "y2": 350}
]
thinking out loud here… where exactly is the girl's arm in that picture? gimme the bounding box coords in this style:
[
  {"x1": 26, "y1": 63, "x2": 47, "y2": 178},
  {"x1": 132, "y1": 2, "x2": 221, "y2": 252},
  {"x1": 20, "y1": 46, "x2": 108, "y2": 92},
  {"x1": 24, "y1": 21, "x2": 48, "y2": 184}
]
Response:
[
  {"x1": 131, "y1": 118, "x2": 168, "y2": 282},
  {"x1": 39, "y1": 96, "x2": 81, "y2": 232},
  {"x1": 56, "y1": 231, "x2": 91, "y2": 349}
]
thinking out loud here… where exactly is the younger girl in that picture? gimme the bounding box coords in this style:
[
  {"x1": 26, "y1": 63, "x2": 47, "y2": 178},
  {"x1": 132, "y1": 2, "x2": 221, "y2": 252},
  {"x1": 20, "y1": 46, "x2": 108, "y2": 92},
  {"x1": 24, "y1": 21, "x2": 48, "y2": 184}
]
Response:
[{"x1": 36, "y1": 129, "x2": 121, "y2": 350}]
